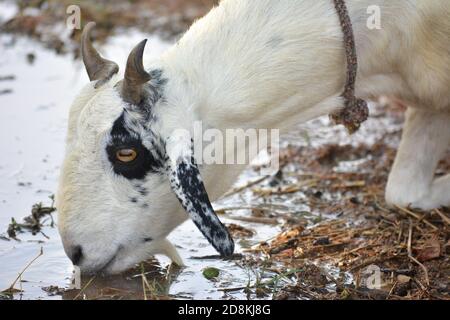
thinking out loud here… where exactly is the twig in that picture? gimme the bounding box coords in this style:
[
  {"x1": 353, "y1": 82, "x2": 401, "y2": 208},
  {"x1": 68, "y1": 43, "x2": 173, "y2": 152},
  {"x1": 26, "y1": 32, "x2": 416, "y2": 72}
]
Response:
[
  {"x1": 222, "y1": 175, "x2": 271, "y2": 198},
  {"x1": 4, "y1": 247, "x2": 43, "y2": 293},
  {"x1": 331, "y1": 181, "x2": 366, "y2": 189},
  {"x1": 349, "y1": 252, "x2": 405, "y2": 272},
  {"x1": 387, "y1": 281, "x2": 398, "y2": 300},
  {"x1": 218, "y1": 286, "x2": 247, "y2": 292},
  {"x1": 394, "y1": 205, "x2": 438, "y2": 231},
  {"x1": 216, "y1": 206, "x2": 289, "y2": 217},
  {"x1": 226, "y1": 215, "x2": 279, "y2": 225},
  {"x1": 434, "y1": 209, "x2": 450, "y2": 225},
  {"x1": 217, "y1": 269, "x2": 302, "y2": 292},
  {"x1": 141, "y1": 265, "x2": 148, "y2": 301},
  {"x1": 407, "y1": 219, "x2": 413, "y2": 257},
  {"x1": 407, "y1": 219, "x2": 430, "y2": 287},
  {"x1": 39, "y1": 230, "x2": 50, "y2": 239},
  {"x1": 73, "y1": 276, "x2": 96, "y2": 300},
  {"x1": 333, "y1": 243, "x2": 380, "y2": 258},
  {"x1": 252, "y1": 179, "x2": 318, "y2": 196},
  {"x1": 408, "y1": 255, "x2": 430, "y2": 287}
]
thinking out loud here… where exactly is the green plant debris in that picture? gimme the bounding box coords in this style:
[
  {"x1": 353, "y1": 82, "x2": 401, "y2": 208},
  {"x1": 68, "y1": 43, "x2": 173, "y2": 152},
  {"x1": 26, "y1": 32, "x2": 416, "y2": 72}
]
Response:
[
  {"x1": 202, "y1": 267, "x2": 220, "y2": 280},
  {"x1": 5, "y1": 196, "x2": 56, "y2": 239}
]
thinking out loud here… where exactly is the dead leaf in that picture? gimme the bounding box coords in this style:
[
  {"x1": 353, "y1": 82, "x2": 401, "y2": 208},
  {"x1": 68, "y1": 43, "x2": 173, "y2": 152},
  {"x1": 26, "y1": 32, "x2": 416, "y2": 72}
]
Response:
[
  {"x1": 397, "y1": 275, "x2": 411, "y2": 284},
  {"x1": 416, "y1": 237, "x2": 441, "y2": 262},
  {"x1": 226, "y1": 223, "x2": 255, "y2": 238}
]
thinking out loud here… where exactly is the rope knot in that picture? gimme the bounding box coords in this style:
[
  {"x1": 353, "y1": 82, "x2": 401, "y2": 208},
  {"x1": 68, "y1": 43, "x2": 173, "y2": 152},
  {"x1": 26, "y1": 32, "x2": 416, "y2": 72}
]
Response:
[{"x1": 330, "y1": 96, "x2": 369, "y2": 134}]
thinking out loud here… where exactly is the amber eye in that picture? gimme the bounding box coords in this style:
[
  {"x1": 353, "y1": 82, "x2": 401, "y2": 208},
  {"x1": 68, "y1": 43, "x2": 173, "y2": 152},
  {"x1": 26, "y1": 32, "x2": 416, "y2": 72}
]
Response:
[{"x1": 116, "y1": 148, "x2": 137, "y2": 163}]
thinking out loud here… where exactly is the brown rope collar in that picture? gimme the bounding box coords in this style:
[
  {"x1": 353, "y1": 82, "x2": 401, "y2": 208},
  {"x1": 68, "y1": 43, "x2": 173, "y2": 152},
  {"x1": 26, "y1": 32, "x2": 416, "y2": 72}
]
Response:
[{"x1": 330, "y1": 0, "x2": 369, "y2": 134}]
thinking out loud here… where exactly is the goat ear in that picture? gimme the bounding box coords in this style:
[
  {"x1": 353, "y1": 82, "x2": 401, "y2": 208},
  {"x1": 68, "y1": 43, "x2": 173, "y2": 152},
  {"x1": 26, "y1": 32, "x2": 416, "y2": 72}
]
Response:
[{"x1": 167, "y1": 156, "x2": 235, "y2": 257}]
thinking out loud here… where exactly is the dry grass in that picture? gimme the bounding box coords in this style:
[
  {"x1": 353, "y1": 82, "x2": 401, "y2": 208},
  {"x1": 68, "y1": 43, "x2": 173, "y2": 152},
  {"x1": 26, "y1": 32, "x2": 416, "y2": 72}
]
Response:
[{"x1": 237, "y1": 125, "x2": 450, "y2": 300}]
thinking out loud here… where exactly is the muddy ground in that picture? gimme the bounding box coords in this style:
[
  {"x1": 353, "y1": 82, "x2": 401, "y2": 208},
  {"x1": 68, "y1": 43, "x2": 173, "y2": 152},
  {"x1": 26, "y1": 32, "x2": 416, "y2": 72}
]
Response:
[
  {"x1": 0, "y1": 0, "x2": 448, "y2": 300},
  {"x1": 1, "y1": 0, "x2": 219, "y2": 55}
]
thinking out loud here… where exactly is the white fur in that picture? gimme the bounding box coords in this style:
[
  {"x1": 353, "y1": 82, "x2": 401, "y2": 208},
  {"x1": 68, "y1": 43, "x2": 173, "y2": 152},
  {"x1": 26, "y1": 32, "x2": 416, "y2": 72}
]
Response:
[{"x1": 57, "y1": 0, "x2": 450, "y2": 273}]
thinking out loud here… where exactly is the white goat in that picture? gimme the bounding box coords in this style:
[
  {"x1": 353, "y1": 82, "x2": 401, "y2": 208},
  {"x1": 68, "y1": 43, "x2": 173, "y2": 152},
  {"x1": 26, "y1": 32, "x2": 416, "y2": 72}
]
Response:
[{"x1": 56, "y1": 0, "x2": 450, "y2": 274}]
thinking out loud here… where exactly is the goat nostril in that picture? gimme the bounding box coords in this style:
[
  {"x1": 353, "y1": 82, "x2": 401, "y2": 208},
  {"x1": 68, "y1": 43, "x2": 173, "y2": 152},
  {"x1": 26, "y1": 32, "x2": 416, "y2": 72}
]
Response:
[{"x1": 69, "y1": 245, "x2": 83, "y2": 265}]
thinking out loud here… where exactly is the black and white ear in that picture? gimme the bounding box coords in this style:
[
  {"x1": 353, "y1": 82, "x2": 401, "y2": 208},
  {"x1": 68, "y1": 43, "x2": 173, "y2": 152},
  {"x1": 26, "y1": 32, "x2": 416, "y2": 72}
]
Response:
[{"x1": 168, "y1": 156, "x2": 235, "y2": 257}]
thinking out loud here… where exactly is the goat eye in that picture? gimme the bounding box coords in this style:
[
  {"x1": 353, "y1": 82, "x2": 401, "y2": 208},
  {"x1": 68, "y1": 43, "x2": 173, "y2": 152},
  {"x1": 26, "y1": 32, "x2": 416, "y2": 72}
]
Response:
[{"x1": 116, "y1": 148, "x2": 137, "y2": 163}]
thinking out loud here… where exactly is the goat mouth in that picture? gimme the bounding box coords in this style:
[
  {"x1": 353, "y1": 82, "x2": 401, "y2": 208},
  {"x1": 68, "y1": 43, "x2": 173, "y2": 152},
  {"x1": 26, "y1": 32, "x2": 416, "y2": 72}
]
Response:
[
  {"x1": 83, "y1": 252, "x2": 119, "y2": 275},
  {"x1": 98, "y1": 255, "x2": 117, "y2": 274}
]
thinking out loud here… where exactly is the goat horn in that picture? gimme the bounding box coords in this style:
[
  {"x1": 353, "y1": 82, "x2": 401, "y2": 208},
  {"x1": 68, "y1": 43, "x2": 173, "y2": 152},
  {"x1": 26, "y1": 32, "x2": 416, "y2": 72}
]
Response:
[
  {"x1": 81, "y1": 22, "x2": 119, "y2": 88},
  {"x1": 121, "y1": 39, "x2": 151, "y2": 105}
]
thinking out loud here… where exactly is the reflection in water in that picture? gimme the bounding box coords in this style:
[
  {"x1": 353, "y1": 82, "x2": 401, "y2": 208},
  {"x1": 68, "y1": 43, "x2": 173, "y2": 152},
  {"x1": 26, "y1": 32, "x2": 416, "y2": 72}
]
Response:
[{"x1": 63, "y1": 259, "x2": 183, "y2": 300}]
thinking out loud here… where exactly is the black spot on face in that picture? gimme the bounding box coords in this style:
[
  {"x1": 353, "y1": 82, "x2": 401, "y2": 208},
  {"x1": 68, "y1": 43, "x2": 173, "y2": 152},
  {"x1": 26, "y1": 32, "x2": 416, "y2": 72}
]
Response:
[
  {"x1": 106, "y1": 113, "x2": 165, "y2": 180},
  {"x1": 138, "y1": 187, "x2": 148, "y2": 196}
]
